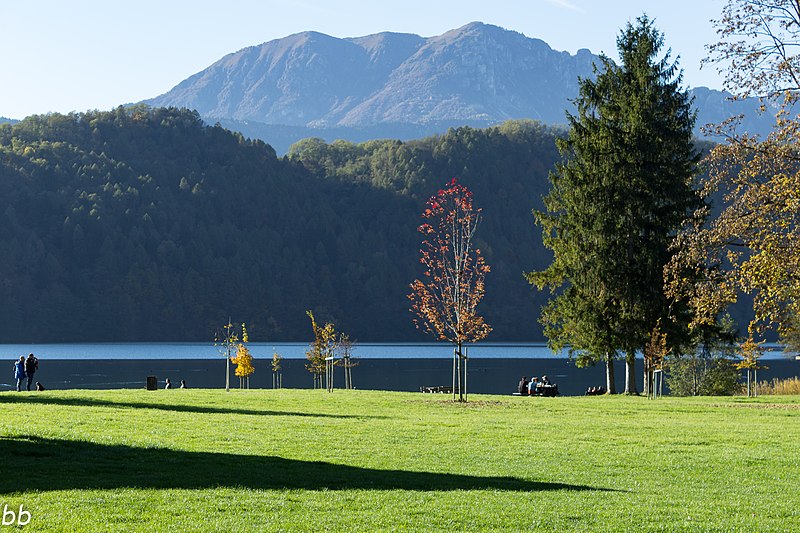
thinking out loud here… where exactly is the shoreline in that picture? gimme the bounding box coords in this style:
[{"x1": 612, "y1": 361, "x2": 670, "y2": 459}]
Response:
[{"x1": 4, "y1": 357, "x2": 799, "y2": 396}]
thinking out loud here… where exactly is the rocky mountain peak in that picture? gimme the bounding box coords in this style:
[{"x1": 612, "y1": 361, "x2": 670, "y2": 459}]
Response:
[{"x1": 144, "y1": 23, "x2": 773, "y2": 149}]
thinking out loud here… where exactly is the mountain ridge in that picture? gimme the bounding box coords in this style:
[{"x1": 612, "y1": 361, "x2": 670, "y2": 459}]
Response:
[{"x1": 145, "y1": 22, "x2": 775, "y2": 152}]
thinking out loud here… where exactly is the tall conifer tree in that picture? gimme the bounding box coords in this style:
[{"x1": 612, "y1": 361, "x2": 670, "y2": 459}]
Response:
[{"x1": 527, "y1": 16, "x2": 701, "y2": 394}]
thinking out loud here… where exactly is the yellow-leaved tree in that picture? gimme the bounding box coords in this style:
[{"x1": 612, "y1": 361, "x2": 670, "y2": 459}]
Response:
[
  {"x1": 229, "y1": 323, "x2": 255, "y2": 389},
  {"x1": 305, "y1": 311, "x2": 337, "y2": 389},
  {"x1": 667, "y1": 0, "x2": 800, "y2": 346},
  {"x1": 737, "y1": 336, "x2": 767, "y2": 397},
  {"x1": 271, "y1": 350, "x2": 283, "y2": 389}
]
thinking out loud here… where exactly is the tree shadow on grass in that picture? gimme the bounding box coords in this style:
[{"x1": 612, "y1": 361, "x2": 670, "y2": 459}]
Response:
[
  {"x1": 0, "y1": 394, "x2": 381, "y2": 419},
  {"x1": 0, "y1": 435, "x2": 615, "y2": 494}
]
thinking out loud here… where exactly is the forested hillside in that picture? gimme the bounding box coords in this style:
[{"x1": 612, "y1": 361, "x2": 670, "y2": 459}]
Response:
[{"x1": 0, "y1": 107, "x2": 561, "y2": 342}]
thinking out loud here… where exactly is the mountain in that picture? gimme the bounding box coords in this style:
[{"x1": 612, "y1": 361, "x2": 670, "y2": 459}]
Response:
[
  {"x1": 144, "y1": 23, "x2": 592, "y2": 129},
  {"x1": 145, "y1": 22, "x2": 775, "y2": 152},
  {"x1": 0, "y1": 117, "x2": 18, "y2": 125}
]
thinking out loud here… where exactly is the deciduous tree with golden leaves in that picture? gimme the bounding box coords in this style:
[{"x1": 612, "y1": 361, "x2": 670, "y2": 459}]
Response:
[
  {"x1": 271, "y1": 350, "x2": 283, "y2": 389},
  {"x1": 667, "y1": 0, "x2": 800, "y2": 345},
  {"x1": 305, "y1": 310, "x2": 337, "y2": 390},
  {"x1": 737, "y1": 336, "x2": 768, "y2": 397},
  {"x1": 226, "y1": 323, "x2": 254, "y2": 389}
]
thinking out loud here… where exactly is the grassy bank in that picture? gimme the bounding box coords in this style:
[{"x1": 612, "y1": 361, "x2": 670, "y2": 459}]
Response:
[{"x1": 1, "y1": 389, "x2": 798, "y2": 531}]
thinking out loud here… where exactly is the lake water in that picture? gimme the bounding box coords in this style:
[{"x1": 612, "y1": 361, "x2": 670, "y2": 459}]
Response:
[
  {"x1": 0, "y1": 342, "x2": 565, "y2": 360},
  {"x1": 2, "y1": 343, "x2": 795, "y2": 395},
  {"x1": 1, "y1": 342, "x2": 791, "y2": 361}
]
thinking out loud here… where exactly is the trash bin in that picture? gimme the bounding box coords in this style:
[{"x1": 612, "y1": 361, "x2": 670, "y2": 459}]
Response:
[{"x1": 146, "y1": 376, "x2": 158, "y2": 390}]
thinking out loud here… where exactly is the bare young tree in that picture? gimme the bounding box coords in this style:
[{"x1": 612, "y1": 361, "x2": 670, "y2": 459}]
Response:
[
  {"x1": 214, "y1": 319, "x2": 238, "y2": 392},
  {"x1": 705, "y1": 0, "x2": 800, "y2": 102},
  {"x1": 338, "y1": 334, "x2": 357, "y2": 390}
]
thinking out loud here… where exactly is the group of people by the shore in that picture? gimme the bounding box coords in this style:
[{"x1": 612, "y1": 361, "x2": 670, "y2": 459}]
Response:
[
  {"x1": 12, "y1": 355, "x2": 190, "y2": 391},
  {"x1": 517, "y1": 375, "x2": 558, "y2": 396},
  {"x1": 12, "y1": 353, "x2": 43, "y2": 392},
  {"x1": 164, "y1": 378, "x2": 187, "y2": 389}
]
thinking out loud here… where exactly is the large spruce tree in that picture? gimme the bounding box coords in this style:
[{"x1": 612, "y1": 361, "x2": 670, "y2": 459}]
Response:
[{"x1": 526, "y1": 15, "x2": 701, "y2": 394}]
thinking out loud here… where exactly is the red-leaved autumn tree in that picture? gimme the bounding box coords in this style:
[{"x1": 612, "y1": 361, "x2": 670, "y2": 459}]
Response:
[{"x1": 409, "y1": 179, "x2": 491, "y2": 401}]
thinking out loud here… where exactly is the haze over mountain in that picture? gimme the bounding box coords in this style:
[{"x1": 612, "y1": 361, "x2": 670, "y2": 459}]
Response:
[{"x1": 145, "y1": 22, "x2": 774, "y2": 152}]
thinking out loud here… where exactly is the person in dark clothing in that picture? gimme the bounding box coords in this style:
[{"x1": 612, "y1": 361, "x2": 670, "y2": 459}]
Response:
[
  {"x1": 517, "y1": 376, "x2": 529, "y2": 395},
  {"x1": 24, "y1": 353, "x2": 38, "y2": 391}
]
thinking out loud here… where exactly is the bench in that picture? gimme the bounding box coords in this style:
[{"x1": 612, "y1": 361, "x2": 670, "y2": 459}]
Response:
[
  {"x1": 515, "y1": 385, "x2": 559, "y2": 397},
  {"x1": 420, "y1": 385, "x2": 457, "y2": 394}
]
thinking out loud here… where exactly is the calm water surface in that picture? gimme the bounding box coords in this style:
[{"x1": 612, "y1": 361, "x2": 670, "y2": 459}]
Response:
[
  {"x1": 0, "y1": 342, "x2": 569, "y2": 360},
  {"x1": 0, "y1": 342, "x2": 794, "y2": 394}
]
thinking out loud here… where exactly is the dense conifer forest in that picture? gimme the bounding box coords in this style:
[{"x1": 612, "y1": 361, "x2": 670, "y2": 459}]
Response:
[{"x1": 0, "y1": 106, "x2": 582, "y2": 342}]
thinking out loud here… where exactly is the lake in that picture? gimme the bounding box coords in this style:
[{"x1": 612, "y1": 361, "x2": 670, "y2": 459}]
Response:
[
  {"x1": 2, "y1": 342, "x2": 796, "y2": 396},
  {"x1": 0, "y1": 342, "x2": 565, "y2": 360}
]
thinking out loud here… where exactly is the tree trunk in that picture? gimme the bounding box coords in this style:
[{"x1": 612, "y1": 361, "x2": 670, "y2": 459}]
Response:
[
  {"x1": 328, "y1": 357, "x2": 334, "y2": 392},
  {"x1": 754, "y1": 368, "x2": 758, "y2": 397},
  {"x1": 452, "y1": 349, "x2": 457, "y2": 401},
  {"x1": 464, "y1": 349, "x2": 468, "y2": 402},
  {"x1": 606, "y1": 352, "x2": 616, "y2": 394},
  {"x1": 457, "y1": 343, "x2": 464, "y2": 402},
  {"x1": 643, "y1": 362, "x2": 650, "y2": 398},
  {"x1": 225, "y1": 356, "x2": 230, "y2": 392},
  {"x1": 624, "y1": 351, "x2": 637, "y2": 395},
  {"x1": 747, "y1": 369, "x2": 751, "y2": 397}
]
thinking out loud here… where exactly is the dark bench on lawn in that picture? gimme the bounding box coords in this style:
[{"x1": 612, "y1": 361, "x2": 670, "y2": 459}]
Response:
[
  {"x1": 420, "y1": 385, "x2": 458, "y2": 394},
  {"x1": 513, "y1": 384, "x2": 559, "y2": 397}
]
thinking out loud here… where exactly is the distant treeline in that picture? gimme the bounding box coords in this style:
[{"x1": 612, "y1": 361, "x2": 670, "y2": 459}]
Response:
[{"x1": 0, "y1": 106, "x2": 718, "y2": 342}]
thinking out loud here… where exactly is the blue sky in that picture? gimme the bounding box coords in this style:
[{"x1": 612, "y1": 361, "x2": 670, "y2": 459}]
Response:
[{"x1": 1, "y1": 0, "x2": 725, "y2": 119}]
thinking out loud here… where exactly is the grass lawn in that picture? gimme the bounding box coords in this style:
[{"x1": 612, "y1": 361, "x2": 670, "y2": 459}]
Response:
[{"x1": 0, "y1": 388, "x2": 798, "y2": 532}]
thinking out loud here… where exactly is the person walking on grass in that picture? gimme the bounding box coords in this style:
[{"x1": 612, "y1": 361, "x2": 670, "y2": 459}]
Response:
[
  {"x1": 25, "y1": 353, "x2": 38, "y2": 391},
  {"x1": 13, "y1": 356, "x2": 26, "y2": 392}
]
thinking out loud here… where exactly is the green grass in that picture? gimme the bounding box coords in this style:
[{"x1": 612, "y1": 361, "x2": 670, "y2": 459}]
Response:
[{"x1": 1, "y1": 389, "x2": 798, "y2": 532}]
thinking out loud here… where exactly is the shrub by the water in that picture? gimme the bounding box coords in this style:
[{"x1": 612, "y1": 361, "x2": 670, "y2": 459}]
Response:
[
  {"x1": 666, "y1": 353, "x2": 740, "y2": 396},
  {"x1": 754, "y1": 376, "x2": 800, "y2": 395}
]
